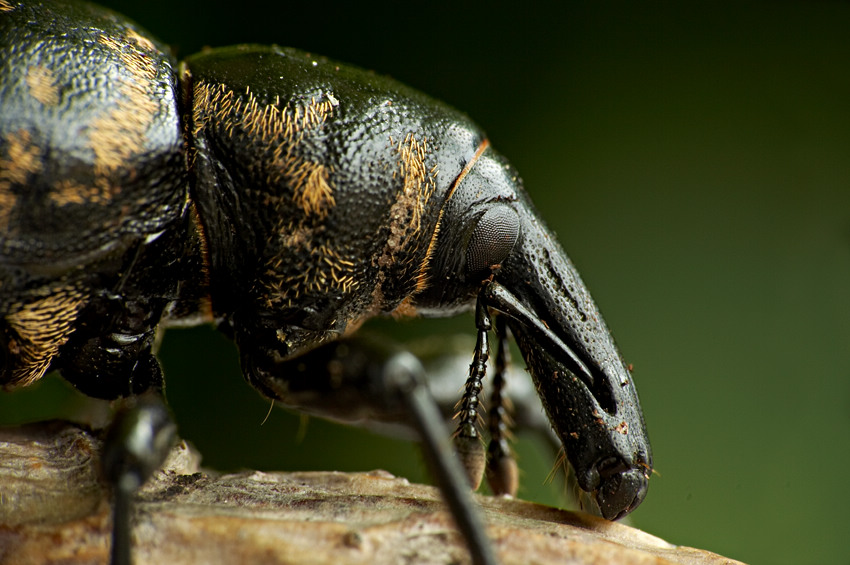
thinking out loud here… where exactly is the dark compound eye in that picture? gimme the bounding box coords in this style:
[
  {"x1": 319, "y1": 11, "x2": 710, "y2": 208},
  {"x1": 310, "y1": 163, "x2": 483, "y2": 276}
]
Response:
[{"x1": 466, "y1": 205, "x2": 520, "y2": 274}]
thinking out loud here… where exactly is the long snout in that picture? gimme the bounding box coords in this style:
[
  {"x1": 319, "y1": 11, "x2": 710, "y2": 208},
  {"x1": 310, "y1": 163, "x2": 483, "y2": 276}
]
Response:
[{"x1": 494, "y1": 204, "x2": 652, "y2": 518}]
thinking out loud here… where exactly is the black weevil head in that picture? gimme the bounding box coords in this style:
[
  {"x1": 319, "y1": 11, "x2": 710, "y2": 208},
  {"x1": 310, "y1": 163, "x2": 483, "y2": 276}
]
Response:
[{"x1": 416, "y1": 142, "x2": 652, "y2": 519}]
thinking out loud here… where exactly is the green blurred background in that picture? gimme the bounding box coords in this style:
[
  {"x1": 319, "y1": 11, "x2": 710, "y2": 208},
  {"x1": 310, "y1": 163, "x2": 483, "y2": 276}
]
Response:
[{"x1": 2, "y1": 1, "x2": 849, "y2": 563}]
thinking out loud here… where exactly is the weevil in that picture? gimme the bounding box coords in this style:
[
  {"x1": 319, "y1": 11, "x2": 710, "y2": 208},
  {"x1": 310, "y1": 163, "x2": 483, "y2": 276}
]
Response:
[{"x1": 0, "y1": 1, "x2": 653, "y2": 563}]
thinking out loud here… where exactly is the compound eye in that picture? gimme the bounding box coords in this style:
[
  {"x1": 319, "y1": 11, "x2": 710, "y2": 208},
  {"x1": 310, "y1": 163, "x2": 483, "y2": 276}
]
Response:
[{"x1": 466, "y1": 205, "x2": 520, "y2": 274}]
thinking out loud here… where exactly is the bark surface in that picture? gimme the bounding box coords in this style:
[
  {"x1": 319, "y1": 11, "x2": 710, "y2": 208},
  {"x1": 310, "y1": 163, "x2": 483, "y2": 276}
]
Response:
[{"x1": 0, "y1": 422, "x2": 744, "y2": 565}]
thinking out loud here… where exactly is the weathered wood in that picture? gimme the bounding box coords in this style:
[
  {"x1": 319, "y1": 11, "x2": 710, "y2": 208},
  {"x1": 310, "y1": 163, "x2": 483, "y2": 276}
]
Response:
[{"x1": 0, "y1": 422, "x2": 744, "y2": 565}]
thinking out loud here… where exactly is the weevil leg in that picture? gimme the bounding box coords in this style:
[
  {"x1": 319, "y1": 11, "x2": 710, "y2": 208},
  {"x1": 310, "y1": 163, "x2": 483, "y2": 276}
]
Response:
[
  {"x1": 383, "y1": 351, "x2": 500, "y2": 565},
  {"x1": 100, "y1": 386, "x2": 176, "y2": 565},
  {"x1": 240, "y1": 336, "x2": 499, "y2": 565},
  {"x1": 485, "y1": 317, "x2": 519, "y2": 497},
  {"x1": 452, "y1": 298, "x2": 491, "y2": 490}
]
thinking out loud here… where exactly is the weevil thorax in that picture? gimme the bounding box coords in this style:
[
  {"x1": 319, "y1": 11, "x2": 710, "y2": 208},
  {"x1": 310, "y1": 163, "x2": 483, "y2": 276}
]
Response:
[
  {"x1": 183, "y1": 45, "x2": 651, "y2": 516},
  {"x1": 185, "y1": 46, "x2": 486, "y2": 362}
]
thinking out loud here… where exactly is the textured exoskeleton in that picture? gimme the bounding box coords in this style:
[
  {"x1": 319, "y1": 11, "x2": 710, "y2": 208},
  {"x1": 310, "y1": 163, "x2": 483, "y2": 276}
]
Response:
[{"x1": 0, "y1": 1, "x2": 652, "y2": 563}]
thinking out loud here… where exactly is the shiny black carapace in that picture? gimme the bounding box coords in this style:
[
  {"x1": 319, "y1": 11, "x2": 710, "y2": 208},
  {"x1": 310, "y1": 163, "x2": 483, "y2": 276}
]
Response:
[{"x1": 0, "y1": 2, "x2": 652, "y2": 564}]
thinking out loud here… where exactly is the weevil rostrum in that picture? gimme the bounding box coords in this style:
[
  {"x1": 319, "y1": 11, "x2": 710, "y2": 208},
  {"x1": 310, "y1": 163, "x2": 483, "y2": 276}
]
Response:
[{"x1": 0, "y1": 1, "x2": 652, "y2": 563}]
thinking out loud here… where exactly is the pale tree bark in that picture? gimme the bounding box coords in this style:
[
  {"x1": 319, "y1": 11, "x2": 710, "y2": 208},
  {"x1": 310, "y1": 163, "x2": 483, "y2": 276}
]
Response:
[{"x1": 0, "y1": 422, "x2": 744, "y2": 565}]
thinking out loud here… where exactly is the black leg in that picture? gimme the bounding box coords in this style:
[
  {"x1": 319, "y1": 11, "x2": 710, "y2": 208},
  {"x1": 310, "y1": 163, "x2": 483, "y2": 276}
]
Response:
[
  {"x1": 101, "y1": 391, "x2": 177, "y2": 565},
  {"x1": 240, "y1": 334, "x2": 499, "y2": 565},
  {"x1": 383, "y1": 351, "x2": 499, "y2": 565},
  {"x1": 486, "y1": 317, "x2": 519, "y2": 497}
]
